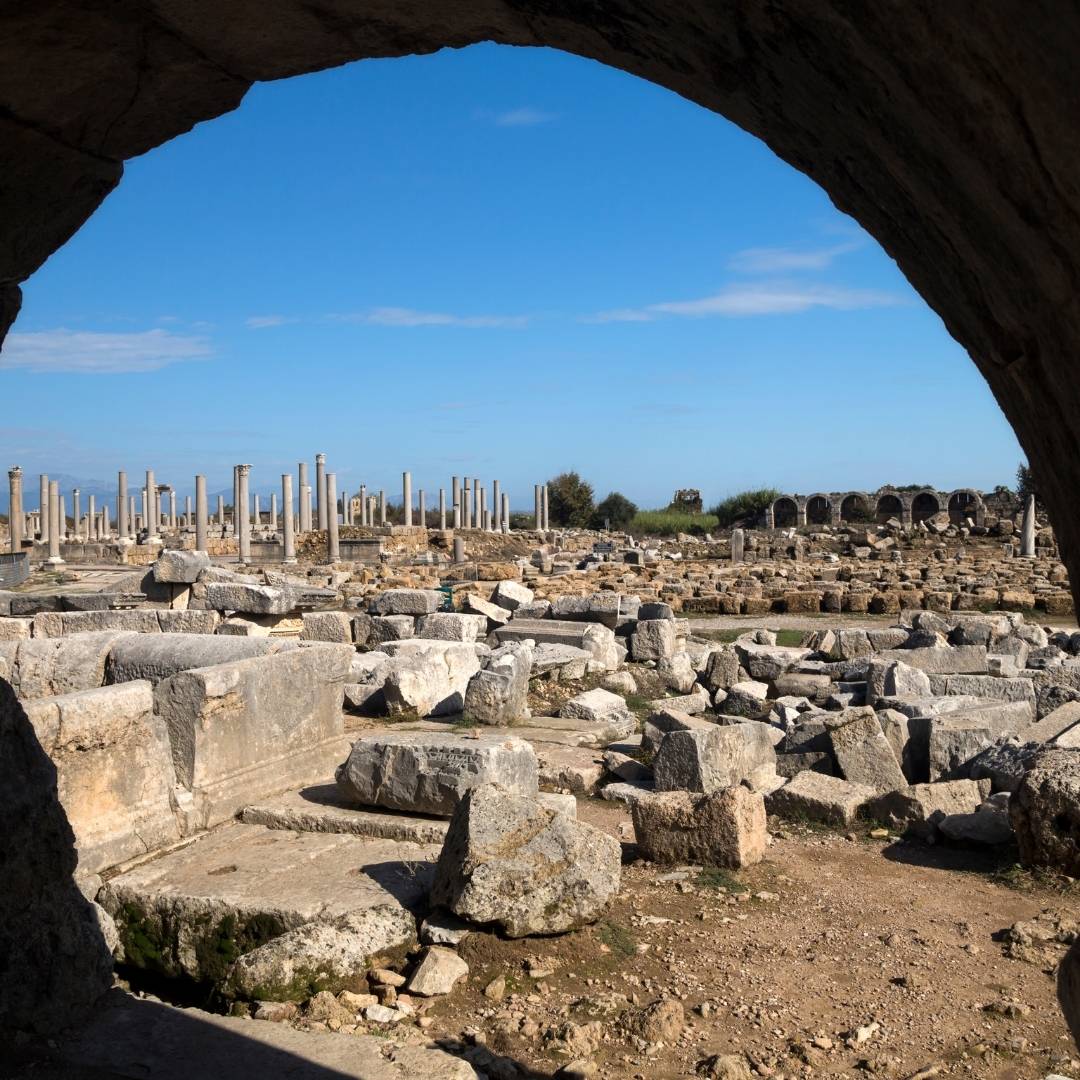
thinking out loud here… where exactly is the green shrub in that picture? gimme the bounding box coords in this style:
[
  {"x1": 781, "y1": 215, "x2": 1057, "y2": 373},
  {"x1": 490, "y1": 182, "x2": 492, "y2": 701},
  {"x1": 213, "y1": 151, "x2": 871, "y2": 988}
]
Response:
[
  {"x1": 628, "y1": 510, "x2": 719, "y2": 537},
  {"x1": 547, "y1": 471, "x2": 595, "y2": 527},
  {"x1": 709, "y1": 488, "x2": 780, "y2": 528},
  {"x1": 590, "y1": 492, "x2": 638, "y2": 530}
]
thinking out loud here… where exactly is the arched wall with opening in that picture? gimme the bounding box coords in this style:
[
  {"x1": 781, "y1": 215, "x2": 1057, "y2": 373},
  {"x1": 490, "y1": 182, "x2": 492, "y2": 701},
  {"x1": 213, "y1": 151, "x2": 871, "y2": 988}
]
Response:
[
  {"x1": 876, "y1": 493, "x2": 903, "y2": 524},
  {"x1": 772, "y1": 497, "x2": 798, "y2": 528},
  {"x1": 910, "y1": 490, "x2": 940, "y2": 524},
  {"x1": 805, "y1": 493, "x2": 831, "y2": 525}
]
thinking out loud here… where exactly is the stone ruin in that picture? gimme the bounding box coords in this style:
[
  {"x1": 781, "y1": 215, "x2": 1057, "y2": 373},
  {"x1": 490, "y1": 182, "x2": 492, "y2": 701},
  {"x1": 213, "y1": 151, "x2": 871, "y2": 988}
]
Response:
[{"x1": 2, "y1": 523, "x2": 1079, "y2": 1073}]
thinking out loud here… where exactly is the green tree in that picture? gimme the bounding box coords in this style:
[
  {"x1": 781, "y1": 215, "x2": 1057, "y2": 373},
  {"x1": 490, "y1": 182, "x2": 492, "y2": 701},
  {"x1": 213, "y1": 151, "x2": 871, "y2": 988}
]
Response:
[
  {"x1": 1016, "y1": 461, "x2": 1039, "y2": 505},
  {"x1": 590, "y1": 492, "x2": 637, "y2": 531},
  {"x1": 547, "y1": 471, "x2": 595, "y2": 527},
  {"x1": 709, "y1": 488, "x2": 780, "y2": 528}
]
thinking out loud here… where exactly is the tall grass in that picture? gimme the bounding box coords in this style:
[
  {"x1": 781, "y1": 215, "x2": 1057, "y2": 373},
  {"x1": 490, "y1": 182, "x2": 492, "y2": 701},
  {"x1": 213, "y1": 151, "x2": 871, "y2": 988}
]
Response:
[{"x1": 629, "y1": 510, "x2": 719, "y2": 537}]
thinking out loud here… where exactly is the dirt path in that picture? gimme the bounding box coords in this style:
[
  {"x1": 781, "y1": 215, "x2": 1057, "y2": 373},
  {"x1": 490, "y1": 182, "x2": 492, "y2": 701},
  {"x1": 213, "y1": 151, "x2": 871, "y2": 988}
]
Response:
[{"x1": 418, "y1": 799, "x2": 1078, "y2": 1080}]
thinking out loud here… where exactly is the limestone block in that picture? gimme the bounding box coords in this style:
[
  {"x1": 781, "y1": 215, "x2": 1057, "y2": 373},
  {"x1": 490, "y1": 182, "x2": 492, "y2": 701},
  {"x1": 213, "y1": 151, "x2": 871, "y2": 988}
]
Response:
[
  {"x1": 631, "y1": 618, "x2": 676, "y2": 661},
  {"x1": 106, "y1": 632, "x2": 294, "y2": 686},
  {"x1": 24, "y1": 680, "x2": 181, "y2": 875},
  {"x1": 874, "y1": 645, "x2": 988, "y2": 674},
  {"x1": 336, "y1": 731, "x2": 538, "y2": 815},
  {"x1": 463, "y1": 640, "x2": 532, "y2": 724},
  {"x1": 735, "y1": 642, "x2": 812, "y2": 681},
  {"x1": 1010, "y1": 748, "x2": 1080, "y2": 874},
  {"x1": 14, "y1": 630, "x2": 134, "y2": 700},
  {"x1": 928, "y1": 702, "x2": 1034, "y2": 780},
  {"x1": 701, "y1": 646, "x2": 741, "y2": 693},
  {"x1": 863, "y1": 778, "x2": 987, "y2": 838},
  {"x1": 825, "y1": 707, "x2": 907, "y2": 792},
  {"x1": 432, "y1": 784, "x2": 620, "y2": 937},
  {"x1": 380, "y1": 639, "x2": 481, "y2": 717},
  {"x1": 417, "y1": 612, "x2": 488, "y2": 642},
  {"x1": 153, "y1": 549, "x2": 210, "y2": 584},
  {"x1": 560, "y1": 687, "x2": 631, "y2": 727},
  {"x1": 496, "y1": 619, "x2": 619, "y2": 670},
  {"x1": 631, "y1": 787, "x2": 766, "y2": 867},
  {"x1": 369, "y1": 589, "x2": 442, "y2": 616},
  {"x1": 299, "y1": 610, "x2": 353, "y2": 643},
  {"x1": 490, "y1": 579, "x2": 534, "y2": 611},
  {"x1": 157, "y1": 609, "x2": 220, "y2": 634},
  {"x1": 0, "y1": 616, "x2": 31, "y2": 641},
  {"x1": 766, "y1": 771, "x2": 877, "y2": 826},
  {"x1": 205, "y1": 581, "x2": 295, "y2": 615},
  {"x1": 405, "y1": 946, "x2": 469, "y2": 996},
  {"x1": 653, "y1": 722, "x2": 776, "y2": 794},
  {"x1": 154, "y1": 644, "x2": 353, "y2": 829},
  {"x1": 642, "y1": 706, "x2": 716, "y2": 754},
  {"x1": 35, "y1": 610, "x2": 161, "y2": 637}
]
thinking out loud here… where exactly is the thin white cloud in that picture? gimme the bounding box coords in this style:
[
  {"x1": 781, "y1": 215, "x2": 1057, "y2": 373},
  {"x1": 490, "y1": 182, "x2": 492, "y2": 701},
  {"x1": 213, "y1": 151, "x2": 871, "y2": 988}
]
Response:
[
  {"x1": 727, "y1": 241, "x2": 862, "y2": 274},
  {"x1": 245, "y1": 314, "x2": 293, "y2": 329},
  {"x1": 494, "y1": 107, "x2": 556, "y2": 127},
  {"x1": 583, "y1": 282, "x2": 902, "y2": 323},
  {"x1": 329, "y1": 307, "x2": 529, "y2": 329},
  {"x1": 0, "y1": 328, "x2": 214, "y2": 374}
]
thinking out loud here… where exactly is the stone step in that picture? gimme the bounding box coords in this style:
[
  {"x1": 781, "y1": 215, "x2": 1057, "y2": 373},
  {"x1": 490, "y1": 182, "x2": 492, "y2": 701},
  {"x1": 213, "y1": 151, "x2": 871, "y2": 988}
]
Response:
[
  {"x1": 61, "y1": 991, "x2": 478, "y2": 1079},
  {"x1": 99, "y1": 822, "x2": 440, "y2": 983},
  {"x1": 240, "y1": 782, "x2": 449, "y2": 844}
]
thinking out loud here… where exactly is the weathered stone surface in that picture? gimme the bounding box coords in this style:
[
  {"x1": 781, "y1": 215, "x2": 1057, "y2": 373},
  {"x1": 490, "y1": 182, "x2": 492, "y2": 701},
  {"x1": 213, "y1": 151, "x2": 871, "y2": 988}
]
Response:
[
  {"x1": 1010, "y1": 748, "x2": 1080, "y2": 875},
  {"x1": 825, "y1": 707, "x2": 907, "y2": 793},
  {"x1": 370, "y1": 589, "x2": 442, "y2": 616},
  {"x1": 336, "y1": 732, "x2": 538, "y2": 816},
  {"x1": 631, "y1": 618, "x2": 677, "y2": 661},
  {"x1": 432, "y1": 784, "x2": 620, "y2": 937},
  {"x1": 380, "y1": 639, "x2": 482, "y2": 717},
  {"x1": 938, "y1": 806, "x2": 1014, "y2": 845},
  {"x1": 14, "y1": 629, "x2": 135, "y2": 700},
  {"x1": 417, "y1": 612, "x2": 488, "y2": 642},
  {"x1": 100, "y1": 823, "x2": 438, "y2": 982},
  {"x1": 154, "y1": 644, "x2": 352, "y2": 829},
  {"x1": 405, "y1": 946, "x2": 469, "y2": 996},
  {"x1": 24, "y1": 680, "x2": 181, "y2": 876},
  {"x1": 464, "y1": 640, "x2": 532, "y2": 725},
  {"x1": 863, "y1": 779, "x2": 987, "y2": 838},
  {"x1": 34, "y1": 609, "x2": 161, "y2": 638},
  {"x1": 107, "y1": 632, "x2": 292, "y2": 685},
  {"x1": 153, "y1": 549, "x2": 211, "y2": 584},
  {"x1": 205, "y1": 581, "x2": 295, "y2": 615},
  {"x1": 735, "y1": 642, "x2": 811, "y2": 681},
  {"x1": 241, "y1": 783, "x2": 449, "y2": 844},
  {"x1": 653, "y1": 722, "x2": 776, "y2": 794},
  {"x1": 642, "y1": 706, "x2": 716, "y2": 754},
  {"x1": 0, "y1": 676, "x2": 113, "y2": 1032},
  {"x1": 701, "y1": 646, "x2": 741, "y2": 693},
  {"x1": 561, "y1": 687, "x2": 632, "y2": 727},
  {"x1": 0, "y1": 616, "x2": 32, "y2": 640},
  {"x1": 225, "y1": 906, "x2": 417, "y2": 1001},
  {"x1": 631, "y1": 787, "x2": 766, "y2": 867},
  {"x1": 497, "y1": 618, "x2": 620, "y2": 670},
  {"x1": 767, "y1": 771, "x2": 877, "y2": 826},
  {"x1": 535, "y1": 744, "x2": 605, "y2": 795},
  {"x1": 157, "y1": 609, "x2": 221, "y2": 635},
  {"x1": 928, "y1": 702, "x2": 1034, "y2": 781},
  {"x1": 1061, "y1": 940, "x2": 1080, "y2": 1053},
  {"x1": 300, "y1": 610, "x2": 353, "y2": 643},
  {"x1": 530, "y1": 642, "x2": 593, "y2": 679},
  {"x1": 490, "y1": 579, "x2": 534, "y2": 611},
  {"x1": 722, "y1": 680, "x2": 771, "y2": 719},
  {"x1": 875, "y1": 645, "x2": 988, "y2": 674}
]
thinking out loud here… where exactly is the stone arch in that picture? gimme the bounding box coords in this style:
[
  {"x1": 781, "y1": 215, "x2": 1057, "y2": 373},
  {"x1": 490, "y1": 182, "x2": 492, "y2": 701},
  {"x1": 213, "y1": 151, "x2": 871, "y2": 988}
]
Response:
[
  {"x1": 840, "y1": 492, "x2": 873, "y2": 523},
  {"x1": 805, "y1": 493, "x2": 831, "y2": 525},
  {"x1": 947, "y1": 488, "x2": 985, "y2": 526},
  {"x1": 911, "y1": 490, "x2": 941, "y2": 524},
  {"x1": 875, "y1": 492, "x2": 904, "y2": 524},
  {"x1": 772, "y1": 496, "x2": 798, "y2": 528}
]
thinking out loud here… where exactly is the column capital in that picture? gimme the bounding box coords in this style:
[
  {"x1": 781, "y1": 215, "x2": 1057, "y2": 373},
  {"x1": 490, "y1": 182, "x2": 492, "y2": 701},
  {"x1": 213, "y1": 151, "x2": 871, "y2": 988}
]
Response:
[
  {"x1": 315, "y1": 453, "x2": 326, "y2": 464},
  {"x1": 8, "y1": 465, "x2": 22, "y2": 479},
  {"x1": 236, "y1": 463, "x2": 252, "y2": 476}
]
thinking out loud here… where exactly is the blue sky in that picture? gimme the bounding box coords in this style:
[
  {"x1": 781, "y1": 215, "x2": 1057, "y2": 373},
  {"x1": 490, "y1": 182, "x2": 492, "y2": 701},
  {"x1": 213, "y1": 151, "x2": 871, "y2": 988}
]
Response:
[{"x1": 2, "y1": 43, "x2": 1022, "y2": 510}]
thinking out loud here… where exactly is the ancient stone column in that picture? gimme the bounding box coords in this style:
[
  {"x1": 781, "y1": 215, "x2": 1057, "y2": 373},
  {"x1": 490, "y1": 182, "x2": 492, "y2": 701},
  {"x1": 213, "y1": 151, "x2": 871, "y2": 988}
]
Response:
[
  {"x1": 452, "y1": 476, "x2": 460, "y2": 529},
  {"x1": 116, "y1": 471, "x2": 128, "y2": 539},
  {"x1": 535, "y1": 484, "x2": 542, "y2": 530},
  {"x1": 169, "y1": 489, "x2": 177, "y2": 531},
  {"x1": 8, "y1": 466, "x2": 23, "y2": 552},
  {"x1": 39, "y1": 474, "x2": 49, "y2": 543},
  {"x1": 195, "y1": 475, "x2": 208, "y2": 552},
  {"x1": 359, "y1": 484, "x2": 367, "y2": 527},
  {"x1": 145, "y1": 469, "x2": 157, "y2": 539},
  {"x1": 731, "y1": 527, "x2": 745, "y2": 564},
  {"x1": 316, "y1": 453, "x2": 327, "y2": 531},
  {"x1": 326, "y1": 473, "x2": 340, "y2": 563},
  {"x1": 184, "y1": 495, "x2": 192, "y2": 528},
  {"x1": 403, "y1": 471, "x2": 412, "y2": 527},
  {"x1": 281, "y1": 473, "x2": 296, "y2": 564},
  {"x1": 379, "y1": 490, "x2": 387, "y2": 526},
  {"x1": 236, "y1": 464, "x2": 251, "y2": 563},
  {"x1": 87, "y1": 495, "x2": 96, "y2": 541},
  {"x1": 301, "y1": 485, "x2": 312, "y2": 533},
  {"x1": 502, "y1": 493, "x2": 510, "y2": 533},
  {"x1": 453, "y1": 537, "x2": 465, "y2": 563},
  {"x1": 493, "y1": 480, "x2": 500, "y2": 530},
  {"x1": 270, "y1": 491, "x2": 278, "y2": 532},
  {"x1": 439, "y1": 488, "x2": 446, "y2": 530},
  {"x1": 72, "y1": 488, "x2": 81, "y2": 541},
  {"x1": 473, "y1": 478, "x2": 482, "y2": 528},
  {"x1": 297, "y1": 462, "x2": 310, "y2": 531},
  {"x1": 129, "y1": 496, "x2": 137, "y2": 535},
  {"x1": 58, "y1": 492, "x2": 68, "y2": 543},
  {"x1": 418, "y1": 489, "x2": 426, "y2": 529},
  {"x1": 253, "y1": 493, "x2": 260, "y2": 529},
  {"x1": 216, "y1": 495, "x2": 225, "y2": 529},
  {"x1": 1020, "y1": 494, "x2": 1037, "y2": 557},
  {"x1": 542, "y1": 485, "x2": 550, "y2": 531},
  {"x1": 463, "y1": 481, "x2": 472, "y2": 531},
  {"x1": 47, "y1": 480, "x2": 63, "y2": 565},
  {"x1": 101, "y1": 505, "x2": 110, "y2": 538}
]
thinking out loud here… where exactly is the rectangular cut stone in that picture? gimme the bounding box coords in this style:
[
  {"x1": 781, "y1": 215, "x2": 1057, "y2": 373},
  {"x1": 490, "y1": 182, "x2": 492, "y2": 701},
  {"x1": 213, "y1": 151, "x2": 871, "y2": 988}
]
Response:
[
  {"x1": 0, "y1": 616, "x2": 32, "y2": 640},
  {"x1": 938, "y1": 674, "x2": 1036, "y2": 718},
  {"x1": 653, "y1": 722, "x2": 776, "y2": 794},
  {"x1": 156, "y1": 610, "x2": 220, "y2": 634},
  {"x1": 299, "y1": 611, "x2": 353, "y2": 643},
  {"x1": 33, "y1": 610, "x2": 161, "y2": 637},
  {"x1": 874, "y1": 645, "x2": 988, "y2": 674},
  {"x1": 240, "y1": 783, "x2": 449, "y2": 844},
  {"x1": 825, "y1": 707, "x2": 907, "y2": 792},
  {"x1": 416, "y1": 612, "x2": 488, "y2": 642},
  {"x1": 495, "y1": 619, "x2": 619, "y2": 670},
  {"x1": 928, "y1": 702, "x2": 1032, "y2": 780},
  {"x1": 106, "y1": 633, "x2": 296, "y2": 686},
  {"x1": 24, "y1": 680, "x2": 181, "y2": 876},
  {"x1": 99, "y1": 822, "x2": 439, "y2": 982},
  {"x1": 379, "y1": 639, "x2": 482, "y2": 717},
  {"x1": 154, "y1": 644, "x2": 353, "y2": 829},
  {"x1": 153, "y1": 550, "x2": 210, "y2": 584},
  {"x1": 336, "y1": 731, "x2": 539, "y2": 816},
  {"x1": 863, "y1": 779, "x2": 986, "y2": 838},
  {"x1": 766, "y1": 772, "x2": 877, "y2": 826},
  {"x1": 205, "y1": 582, "x2": 295, "y2": 615},
  {"x1": 369, "y1": 589, "x2": 442, "y2": 616},
  {"x1": 13, "y1": 630, "x2": 134, "y2": 700}
]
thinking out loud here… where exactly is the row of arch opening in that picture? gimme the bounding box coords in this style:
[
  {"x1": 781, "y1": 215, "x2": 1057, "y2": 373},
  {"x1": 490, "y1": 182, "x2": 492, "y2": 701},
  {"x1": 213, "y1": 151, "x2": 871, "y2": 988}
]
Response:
[{"x1": 770, "y1": 489, "x2": 985, "y2": 528}]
